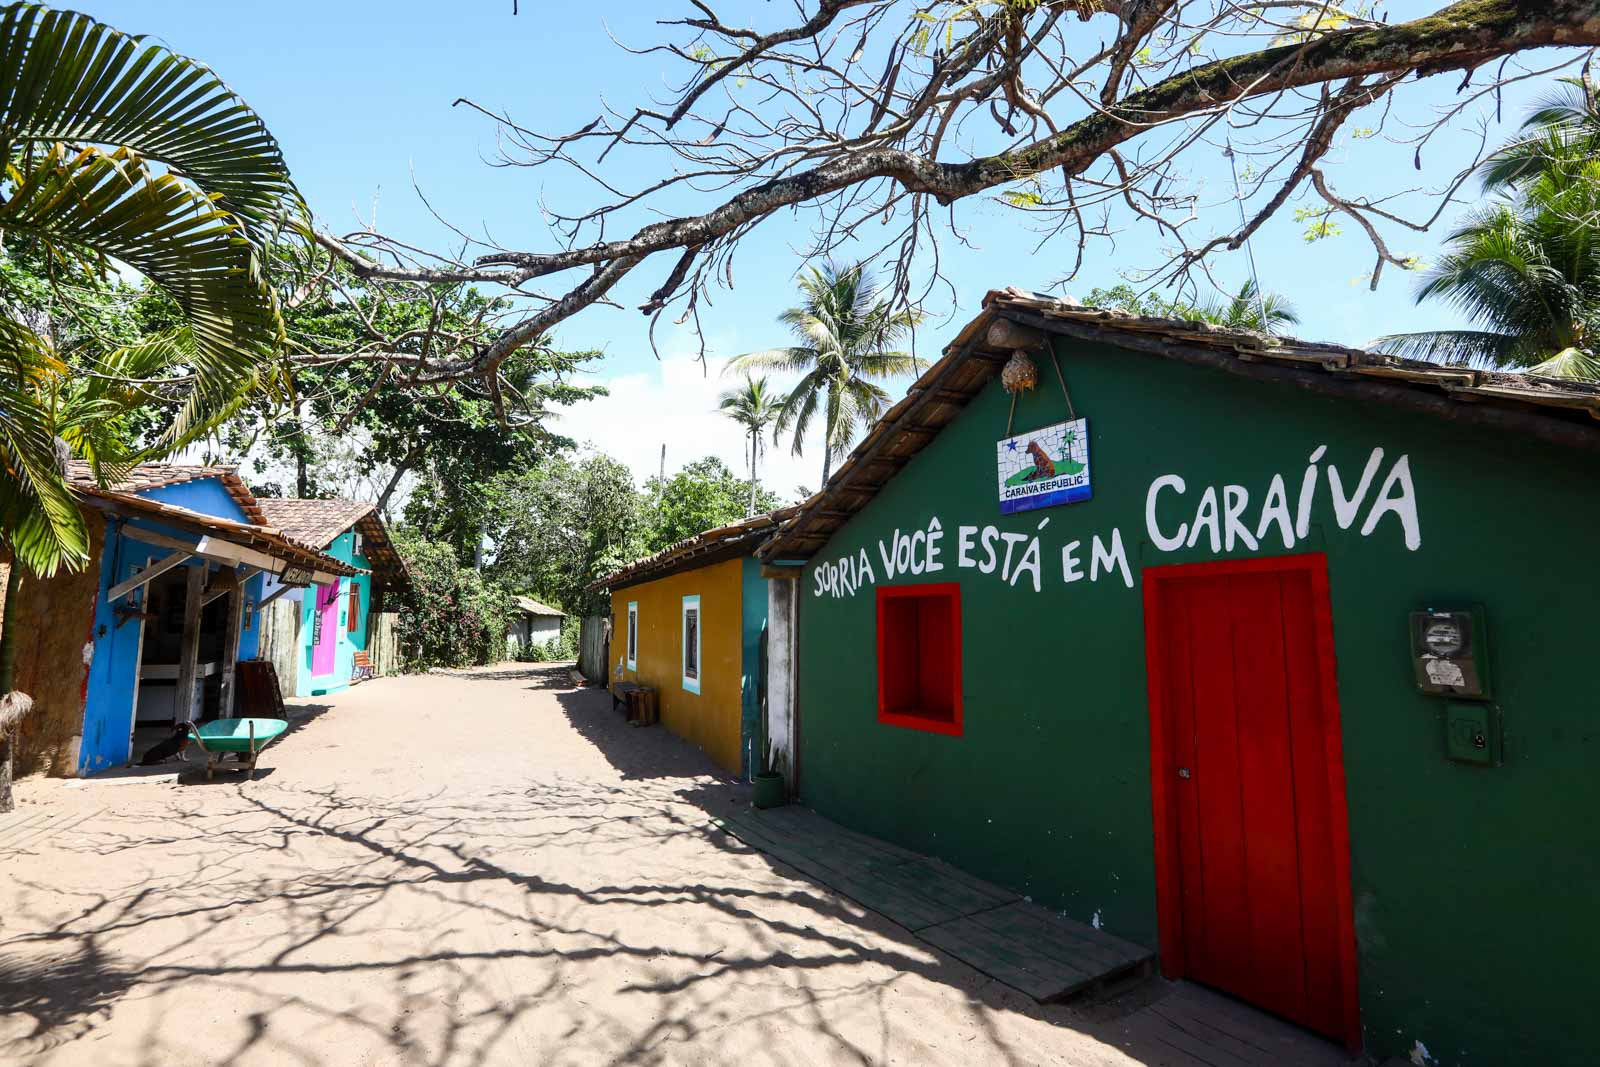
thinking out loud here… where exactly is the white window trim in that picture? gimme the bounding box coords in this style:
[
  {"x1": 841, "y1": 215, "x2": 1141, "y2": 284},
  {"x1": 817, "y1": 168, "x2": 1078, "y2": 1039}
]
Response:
[
  {"x1": 681, "y1": 594, "x2": 701, "y2": 694},
  {"x1": 626, "y1": 601, "x2": 638, "y2": 672}
]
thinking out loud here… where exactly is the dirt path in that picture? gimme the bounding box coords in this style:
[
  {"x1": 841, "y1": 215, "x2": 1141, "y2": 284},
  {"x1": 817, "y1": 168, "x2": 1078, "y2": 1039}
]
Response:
[{"x1": 0, "y1": 666, "x2": 1347, "y2": 1066}]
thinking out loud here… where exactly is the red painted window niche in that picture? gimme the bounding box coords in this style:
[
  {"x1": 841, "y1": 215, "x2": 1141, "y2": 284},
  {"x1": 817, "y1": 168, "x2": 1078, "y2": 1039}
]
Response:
[{"x1": 876, "y1": 583, "x2": 963, "y2": 736}]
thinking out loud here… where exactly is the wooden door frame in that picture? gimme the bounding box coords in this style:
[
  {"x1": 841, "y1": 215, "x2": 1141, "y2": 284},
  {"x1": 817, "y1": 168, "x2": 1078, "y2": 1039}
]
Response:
[
  {"x1": 1141, "y1": 551, "x2": 1361, "y2": 1051},
  {"x1": 122, "y1": 553, "x2": 153, "y2": 763}
]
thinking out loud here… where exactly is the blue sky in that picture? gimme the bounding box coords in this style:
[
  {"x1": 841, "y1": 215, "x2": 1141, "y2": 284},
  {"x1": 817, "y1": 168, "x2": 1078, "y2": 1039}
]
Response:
[{"x1": 79, "y1": 2, "x2": 1580, "y2": 494}]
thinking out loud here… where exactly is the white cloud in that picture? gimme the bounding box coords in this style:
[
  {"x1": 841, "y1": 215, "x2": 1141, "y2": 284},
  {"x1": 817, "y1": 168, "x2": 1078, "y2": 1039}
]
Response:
[{"x1": 551, "y1": 344, "x2": 831, "y2": 504}]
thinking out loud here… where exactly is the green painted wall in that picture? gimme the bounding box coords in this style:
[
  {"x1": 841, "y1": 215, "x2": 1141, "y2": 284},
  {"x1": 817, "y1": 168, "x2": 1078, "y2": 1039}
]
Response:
[{"x1": 796, "y1": 336, "x2": 1600, "y2": 1066}]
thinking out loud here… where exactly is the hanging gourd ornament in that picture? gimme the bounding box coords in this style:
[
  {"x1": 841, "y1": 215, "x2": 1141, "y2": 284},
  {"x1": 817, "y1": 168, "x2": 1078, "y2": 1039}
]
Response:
[{"x1": 1001, "y1": 349, "x2": 1038, "y2": 394}]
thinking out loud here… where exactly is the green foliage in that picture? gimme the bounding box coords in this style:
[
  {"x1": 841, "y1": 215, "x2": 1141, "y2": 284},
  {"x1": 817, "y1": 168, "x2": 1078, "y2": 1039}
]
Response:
[
  {"x1": 1375, "y1": 160, "x2": 1600, "y2": 375},
  {"x1": 1377, "y1": 80, "x2": 1600, "y2": 378},
  {"x1": 643, "y1": 456, "x2": 779, "y2": 553},
  {"x1": 1084, "y1": 280, "x2": 1300, "y2": 334},
  {"x1": 728, "y1": 261, "x2": 921, "y2": 486},
  {"x1": 1293, "y1": 206, "x2": 1343, "y2": 243},
  {"x1": 0, "y1": 4, "x2": 298, "y2": 576},
  {"x1": 392, "y1": 532, "x2": 515, "y2": 671},
  {"x1": 718, "y1": 374, "x2": 782, "y2": 517},
  {"x1": 223, "y1": 241, "x2": 605, "y2": 521},
  {"x1": 477, "y1": 451, "x2": 786, "y2": 624},
  {"x1": 480, "y1": 453, "x2": 648, "y2": 619},
  {"x1": 1000, "y1": 188, "x2": 1045, "y2": 209},
  {"x1": 1480, "y1": 73, "x2": 1600, "y2": 192}
]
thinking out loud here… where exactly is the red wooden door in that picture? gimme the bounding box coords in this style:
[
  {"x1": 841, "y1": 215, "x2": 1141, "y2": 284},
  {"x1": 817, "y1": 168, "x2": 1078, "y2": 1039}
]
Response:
[{"x1": 1144, "y1": 554, "x2": 1358, "y2": 1046}]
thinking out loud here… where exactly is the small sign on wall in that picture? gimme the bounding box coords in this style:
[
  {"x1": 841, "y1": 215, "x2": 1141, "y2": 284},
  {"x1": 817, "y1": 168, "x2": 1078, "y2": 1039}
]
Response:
[{"x1": 997, "y1": 417, "x2": 1091, "y2": 515}]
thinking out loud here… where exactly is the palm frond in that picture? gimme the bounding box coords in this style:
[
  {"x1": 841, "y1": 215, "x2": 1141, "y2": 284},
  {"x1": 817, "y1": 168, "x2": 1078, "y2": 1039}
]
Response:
[
  {"x1": 850, "y1": 349, "x2": 919, "y2": 378},
  {"x1": 1525, "y1": 346, "x2": 1600, "y2": 380},
  {"x1": 1370, "y1": 329, "x2": 1519, "y2": 368},
  {"x1": 725, "y1": 346, "x2": 818, "y2": 374},
  {"x1": 1480, "y1": 72, "x2": 1600, "y2": 191},
  {"x1": 2, "y1": 143, "x2": 286, "y2": 384},
  {"x1": 775, "y1": 369, "x2": 824, "y2": 455},
  {"x1": 70, "y1": 325, "x2": 283, "y2": 459},
  {"x1": 0, "y1": 3, "x2": 304, "y2": 231},
  {"x1": 753, "y1": 259, "x2": 921, "y2": 468},
  {"x1": 0, "y1": 318, "x2": 87, "y2": 575}
]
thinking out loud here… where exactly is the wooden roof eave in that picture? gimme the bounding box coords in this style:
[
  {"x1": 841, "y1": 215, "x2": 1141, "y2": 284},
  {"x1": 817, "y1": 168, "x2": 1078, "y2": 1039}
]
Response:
[
  {"x1": 761, "y1": 291, "x2": 1600, "y2": 564},
  {"x1": 589, "y1": 504, "x2": 802, "y2": 593},
  {"x1": 759, "y1": 330, "x2": 1007, "y2": 562},
  {"x1": 352, "y1": 510, "x2": 411, "y2": 591},
  {"x1": 79, "y1": 492, "x2": 362, "y2": 580}
]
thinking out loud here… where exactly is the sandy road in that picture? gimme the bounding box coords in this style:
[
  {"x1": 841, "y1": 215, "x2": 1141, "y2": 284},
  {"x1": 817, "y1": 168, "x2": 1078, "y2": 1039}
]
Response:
[{"x1": 0, "y1": 665, "x2": 1346, "y2": 1067}]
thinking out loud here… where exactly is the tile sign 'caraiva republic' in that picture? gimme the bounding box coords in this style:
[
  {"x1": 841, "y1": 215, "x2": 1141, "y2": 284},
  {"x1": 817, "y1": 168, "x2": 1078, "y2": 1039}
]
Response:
[{"x1": 997, "y1": 417, "x2": 1091, "y2": 514}]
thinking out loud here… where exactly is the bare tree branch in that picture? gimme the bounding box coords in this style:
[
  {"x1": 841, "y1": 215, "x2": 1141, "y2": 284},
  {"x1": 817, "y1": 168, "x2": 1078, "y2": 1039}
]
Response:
[{"x1": 311, "y1": 0, "x2": 1600, "y2": 388}]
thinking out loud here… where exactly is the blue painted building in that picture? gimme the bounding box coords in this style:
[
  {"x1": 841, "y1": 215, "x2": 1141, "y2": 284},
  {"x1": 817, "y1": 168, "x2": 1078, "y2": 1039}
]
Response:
[
  {"x1": 7, "y1": 464, "x2": 360, "y2": 777},
  {"x1": 255, "y1": 499, "x2": 408, "y2": 697}
]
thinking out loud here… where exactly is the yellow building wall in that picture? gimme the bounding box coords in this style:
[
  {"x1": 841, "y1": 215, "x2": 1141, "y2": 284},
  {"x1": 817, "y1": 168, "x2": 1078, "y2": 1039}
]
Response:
[{"x1": 610, "y1": 556, "x2": 744, "y2": 773}]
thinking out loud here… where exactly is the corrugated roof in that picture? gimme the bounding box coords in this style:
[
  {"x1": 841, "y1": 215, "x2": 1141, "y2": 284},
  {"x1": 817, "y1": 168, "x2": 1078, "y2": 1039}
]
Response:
[
  {"x1": 514, "y1": 596, "x2": 564, "y2": 617},
  {"x1": 761, "y1": 287, "x2": 1600, "y2": 561},
  {"x1": 590, "y1": 504, "x2": 802, "y2": 592}
]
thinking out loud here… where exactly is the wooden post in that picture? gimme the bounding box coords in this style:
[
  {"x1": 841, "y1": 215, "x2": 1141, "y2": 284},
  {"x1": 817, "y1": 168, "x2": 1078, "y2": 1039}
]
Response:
[
  {"x1": 217, "y1": 582, "x2": 243, "y2": 719},
  {"x1": 173, "y1": 564, "x2": 205, "y2": 725}
]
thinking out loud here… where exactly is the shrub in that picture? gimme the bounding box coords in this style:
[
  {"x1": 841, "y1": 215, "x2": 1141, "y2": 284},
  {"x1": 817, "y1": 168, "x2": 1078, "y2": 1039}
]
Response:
[{"x1": 393, "y1": 533, "x2": 516, "y2": 671}]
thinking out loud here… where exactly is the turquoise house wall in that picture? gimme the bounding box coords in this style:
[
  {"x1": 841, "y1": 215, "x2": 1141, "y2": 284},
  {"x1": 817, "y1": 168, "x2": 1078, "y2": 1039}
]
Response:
[
  {"x1": 738, "y1": 556, "x2": 769, "y2": 778},
  {"x1": 79, "y1": 477, "x2": 268, "y2": 774},
  {"x1": 795, "y1": 337, "x2": 1600, "y2": 1066},
  {"x1": 295, "y1": 529, "x2": 371, "y2": 697}
]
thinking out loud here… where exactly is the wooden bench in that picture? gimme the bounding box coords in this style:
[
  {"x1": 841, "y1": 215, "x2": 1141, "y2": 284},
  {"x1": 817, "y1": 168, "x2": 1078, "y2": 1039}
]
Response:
[
  {"x1": 352, "y1": 650, "x2": 374, "y2": 683},
  {"x1": 611, "y1": 682, "x2": 641, "y2": 712},
  {"x1": 609, "y1": 682, "x2": 658, "y2": 725}
]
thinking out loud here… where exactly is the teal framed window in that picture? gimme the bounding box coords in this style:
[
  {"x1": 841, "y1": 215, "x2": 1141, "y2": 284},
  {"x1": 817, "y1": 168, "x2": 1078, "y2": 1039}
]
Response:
[
  {"x1": 681, "y1": 595, "x2": 701, "y2": 693},
  {"x1": 626, "y1": 601, "x2": 638, "y2": 671}
]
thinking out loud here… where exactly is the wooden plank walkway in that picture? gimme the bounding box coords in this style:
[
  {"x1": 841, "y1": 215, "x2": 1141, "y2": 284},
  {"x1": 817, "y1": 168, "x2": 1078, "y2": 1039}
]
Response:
[
  {"x1": 0, "y1": 806, "x2": 104, "y2": 852},
  {"x1": 717, "y1": 804, "x2": 1153, "y2": 1003}
]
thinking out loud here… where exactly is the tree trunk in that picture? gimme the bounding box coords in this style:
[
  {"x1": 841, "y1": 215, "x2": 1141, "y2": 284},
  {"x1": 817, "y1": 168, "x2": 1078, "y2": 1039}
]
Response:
[
  {"x1": 0, "y1": 725, "x2": 11, "y2": 814},
  {"x1": 748, "y1": 431, "x2": 758, "y2": 516},
  {"x1": 820, "y1": 447, "x2": 831, "y2": 489},
  {"x1": 375, "y1": 447, "x2": 420, "y2": 520},
  {"x1": 294, "y1": 402, "x2": 311, "y2": 498},
  {"x1": 0, "y1": 562, "x2": 22, "y2": 813}
]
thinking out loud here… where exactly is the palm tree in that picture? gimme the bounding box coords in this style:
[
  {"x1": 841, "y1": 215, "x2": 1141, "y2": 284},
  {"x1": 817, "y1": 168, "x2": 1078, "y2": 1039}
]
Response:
[
  {"x1": 1195, "y1": 279, "x2": 1301, "y2": 333},
  {"x1": 0, "y1": 4, "x2": 299, "y2": 580},
  {"x1": 718, "y1": 374, "x2": 781, "y2": 516},
  {"x1": 1375, "y1": 159, "x2": 1600, "y2": 378},
  {"x1": 0, "y1": 5, "x2": 299, "y2": 809},
  {"x1": 728, "y1": 262, "x2": 920, "y2": 487},
  {"x1": 1479, "y1": 71, "x2": 1600, "y2": 192},
  {"x1": 1084, "y1": 281, "x2": 1299, "y2": 335}
]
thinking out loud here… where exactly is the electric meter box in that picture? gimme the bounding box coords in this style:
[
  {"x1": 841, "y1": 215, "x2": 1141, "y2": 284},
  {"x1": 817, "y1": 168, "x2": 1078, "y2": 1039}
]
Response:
[{"x1": 1410, "y1": 606, "x2": 1490, "y2": 699}]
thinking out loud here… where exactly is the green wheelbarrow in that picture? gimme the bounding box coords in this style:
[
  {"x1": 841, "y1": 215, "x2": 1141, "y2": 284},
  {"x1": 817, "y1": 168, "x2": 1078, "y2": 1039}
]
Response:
[{"x1": 183, "y1": 718, "x2": 288, "y2": 780}]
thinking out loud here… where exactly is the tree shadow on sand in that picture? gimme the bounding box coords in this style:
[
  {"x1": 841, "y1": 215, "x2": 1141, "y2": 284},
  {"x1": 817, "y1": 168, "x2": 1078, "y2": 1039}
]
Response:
[
  {"x1": 0, "y1": 674, "x2": 1348, "y2": 1066},
  {"x1": 0, "y1": 942, "x2": 136, "y2": 1051}
]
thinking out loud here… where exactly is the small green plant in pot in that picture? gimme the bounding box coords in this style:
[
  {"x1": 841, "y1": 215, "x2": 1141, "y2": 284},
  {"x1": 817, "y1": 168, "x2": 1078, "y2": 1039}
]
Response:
[{"x1": 753, "y1": 739, "x2": 787, "y2": 809}]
